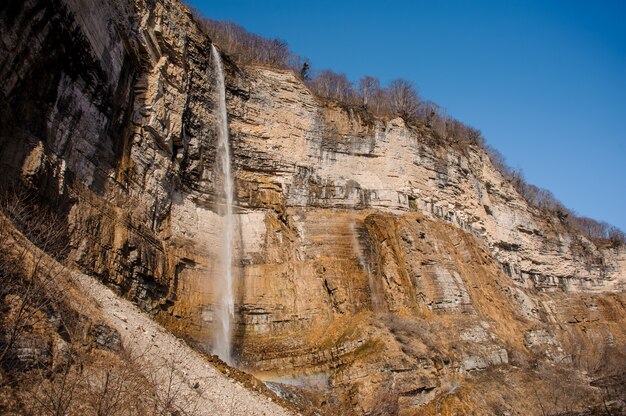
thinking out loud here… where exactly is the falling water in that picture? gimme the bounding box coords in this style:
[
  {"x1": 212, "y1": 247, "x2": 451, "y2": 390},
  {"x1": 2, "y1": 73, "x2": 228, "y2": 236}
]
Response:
[
  {"x1": 211, "y1": 44, "x2": 235, "y2": 364},
  {"x1": 350, "y1": 221, "x2": 381, "y2": 311}
]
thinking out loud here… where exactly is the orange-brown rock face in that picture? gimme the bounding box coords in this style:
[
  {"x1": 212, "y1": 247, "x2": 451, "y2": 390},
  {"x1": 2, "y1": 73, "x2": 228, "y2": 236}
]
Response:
[{"x1": 1, "y1": 0, "x2": 624, "y2": 414}]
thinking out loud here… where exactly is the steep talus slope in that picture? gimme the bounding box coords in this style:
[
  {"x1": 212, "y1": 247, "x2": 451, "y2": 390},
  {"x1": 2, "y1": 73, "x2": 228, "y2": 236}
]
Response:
[{"x1": 1, "y1": 0, "x2": 625, "y2": 414}]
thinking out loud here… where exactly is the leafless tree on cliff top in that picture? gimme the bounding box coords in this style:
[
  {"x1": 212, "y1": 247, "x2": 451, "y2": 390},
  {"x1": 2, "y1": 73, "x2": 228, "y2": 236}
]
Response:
[
  {"x1": 388, "y1": 78, "x2": 420, "y2": 120},
  {"x1": 307, "y1": 70, "x2": 356, "y2": 103},
  {"x1": 359, "y1": 76, "x2": 381, "y2": 107}
]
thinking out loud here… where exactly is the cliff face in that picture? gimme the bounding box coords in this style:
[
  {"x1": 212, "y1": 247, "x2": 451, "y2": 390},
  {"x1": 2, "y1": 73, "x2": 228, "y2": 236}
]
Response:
[{"x1": 1, "y1": 0, "x2": 625, "y2": 414}]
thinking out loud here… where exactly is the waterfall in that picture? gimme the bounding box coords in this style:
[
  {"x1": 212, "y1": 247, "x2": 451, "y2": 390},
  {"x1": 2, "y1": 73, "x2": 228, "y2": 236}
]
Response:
[
  {"x1": 350, "y1": 221, "x2": 381, "y2": 311},
  {"x1": 211, "y1": 44, "x2": 235, "y2": 364}
]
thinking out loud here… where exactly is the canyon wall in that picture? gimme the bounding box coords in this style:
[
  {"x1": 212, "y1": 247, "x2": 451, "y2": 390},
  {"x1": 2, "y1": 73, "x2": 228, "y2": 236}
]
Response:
[{"x1": 1, "y1": 0, "x2": 625, "y2": 413}]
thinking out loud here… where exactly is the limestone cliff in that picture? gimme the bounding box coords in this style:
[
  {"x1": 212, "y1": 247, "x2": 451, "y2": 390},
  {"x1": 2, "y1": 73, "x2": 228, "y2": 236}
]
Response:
[{"x1": 1, "y1": 0, "x2": 625, "y2": 414}]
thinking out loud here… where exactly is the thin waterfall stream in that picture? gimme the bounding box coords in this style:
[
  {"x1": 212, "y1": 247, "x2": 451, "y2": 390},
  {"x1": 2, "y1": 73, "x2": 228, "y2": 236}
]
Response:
[
  {"x1": 350, "y1": 221, "x2": 381, "y2": 312},
  {"x1": 211, "y1": 44, "x2": 235, "y2": 364}
]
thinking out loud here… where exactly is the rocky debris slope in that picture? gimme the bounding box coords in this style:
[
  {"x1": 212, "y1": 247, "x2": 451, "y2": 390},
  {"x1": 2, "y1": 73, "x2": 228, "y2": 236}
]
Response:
[{"x1": 73, "y1": 270, "x2": 295, "y2": 416}]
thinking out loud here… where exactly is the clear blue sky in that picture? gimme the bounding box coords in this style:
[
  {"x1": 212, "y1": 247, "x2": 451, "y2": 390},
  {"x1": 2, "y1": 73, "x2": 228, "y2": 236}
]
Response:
[{"x1": 188, "y1": 0, "x2": 626, "y2": 231}]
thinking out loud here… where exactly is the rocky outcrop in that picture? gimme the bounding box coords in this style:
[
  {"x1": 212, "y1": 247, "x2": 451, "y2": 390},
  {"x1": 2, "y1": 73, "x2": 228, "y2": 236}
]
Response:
[{"x1": 1, "y1": 0, "x2": 625, "y2": 414}]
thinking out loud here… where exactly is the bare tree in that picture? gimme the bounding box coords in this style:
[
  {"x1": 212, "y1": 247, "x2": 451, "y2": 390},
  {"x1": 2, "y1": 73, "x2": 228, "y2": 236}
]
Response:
[
  {"x1": 265, "y1": 38, "x2": 289, "y2": 66},
  {"x1": 416, "y1": 100, "x2": 439, "y2": 123},
  {"x1": 0, "y1": 187, "x2": 69, "y2": 368},
  {"x1": 431, "y1": 110, "x2": 447, "y2": 139},
  {"x1": 148, "y1": 351, "x2": 200, "y2": 416},
  {"x1": 84, "y1": 354, "x2": 151, "y2": 416},
  {"x1": 466, "y1": 125, "x2": 484, "y2": 146},
  {"x1": 30, "y1": 361, "x2": 84, "y2": 416},
  {"x1": 485, "y1": 145, "x2": 512, "y2": 178},
  {"x1": 387, "y1": 78, "x2": 420, "y2": 120},
  {"x1": 196, "y1": 17, "x2": 294, "y2": 68},
  {"x1": 308, "y1": 70, "x2": 356, "y2": 103},
  {"x1": 607, "y1": 226, "x2": 626, "y2": 245},
  {"x1": 369, "y1": 87, "x2": 391, "y2": 117},
  {"x1": 358, "y1": 76, "x2": 381, "y2": 107}
]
